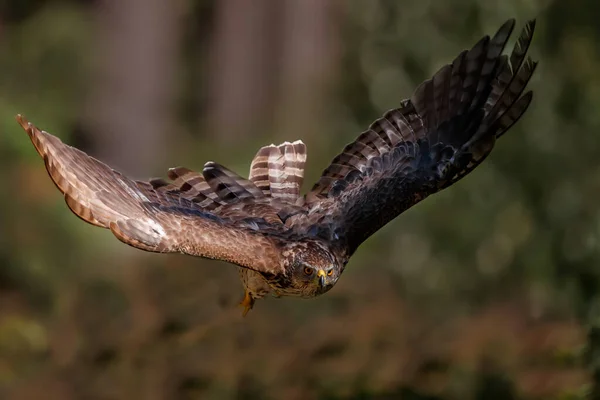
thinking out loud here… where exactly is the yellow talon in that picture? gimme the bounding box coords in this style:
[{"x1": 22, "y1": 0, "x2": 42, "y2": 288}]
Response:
[{"x1": 239, "y1": 291, "x2": 255, "y2": 317}]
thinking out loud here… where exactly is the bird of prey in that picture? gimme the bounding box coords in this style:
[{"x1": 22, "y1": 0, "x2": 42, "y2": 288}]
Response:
[{"x1": 17, "y1": 19, "x2": 536, "y2": 316}]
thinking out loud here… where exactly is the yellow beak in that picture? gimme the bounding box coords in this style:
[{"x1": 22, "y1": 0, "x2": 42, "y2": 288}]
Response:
[{"x1": 317, "y1": 269, "x2": 326, "y2": 288}]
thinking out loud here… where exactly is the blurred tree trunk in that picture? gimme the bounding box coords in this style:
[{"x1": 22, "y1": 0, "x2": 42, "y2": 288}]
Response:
[
  {"x1": 273, "y1": 0, "x2": 340, "y2": 145},
  {"x1": 205, "y1": 0, "x2": 281, "y2": 143},
  {"x1": 84, "y1": 0, "x2": 182, "y2": 176},
  {"x1": 81, "y1": 2, "x2": 183, "y2": 399},
  {"x1": 205, "y1": 0, "x2": 340, "y2": 145}
]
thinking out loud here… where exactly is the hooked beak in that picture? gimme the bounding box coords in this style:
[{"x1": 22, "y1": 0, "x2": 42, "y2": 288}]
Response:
[{"x1": 317, "y1": 269, "x2": 326, "y2": 288}]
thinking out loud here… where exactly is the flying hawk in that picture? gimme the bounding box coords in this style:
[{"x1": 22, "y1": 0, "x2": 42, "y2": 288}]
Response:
[{"x1": 17, "y1": 19, "x2": 536, "y2": 315}]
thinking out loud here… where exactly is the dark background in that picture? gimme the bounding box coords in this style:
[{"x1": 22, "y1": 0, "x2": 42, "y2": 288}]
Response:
[{"x1": 0, "y1": 0, "x2": 597, "y2": 399}]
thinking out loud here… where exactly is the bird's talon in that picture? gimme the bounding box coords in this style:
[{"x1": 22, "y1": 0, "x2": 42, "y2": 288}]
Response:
[{"x1": 239, "y1": 291, "x2": 255, "y2": 317}]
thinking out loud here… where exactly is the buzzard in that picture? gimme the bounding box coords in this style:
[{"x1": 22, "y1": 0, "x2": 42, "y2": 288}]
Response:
[{"x1": 17, "y1": 19, "x2": 536, "y2": 315}]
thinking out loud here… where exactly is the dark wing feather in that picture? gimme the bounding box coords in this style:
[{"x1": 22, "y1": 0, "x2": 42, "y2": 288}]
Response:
[
  {"x1": 17, "y1": 115, "x2": 286, "y2": 274},
  {"x1": 149, "y1": 166, "x2": 223, "y2": 210},
  {"x1": 303, "y1": 19, "x2": 536, "y2": 257},
  {"x1": 203, "y1": 161, "x2": 265, "y2": 202}
]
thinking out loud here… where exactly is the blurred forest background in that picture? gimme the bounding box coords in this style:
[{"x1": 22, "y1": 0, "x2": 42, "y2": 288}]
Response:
[{"x1": 0, "y1": 0, "x2": 598, "y2": 399}]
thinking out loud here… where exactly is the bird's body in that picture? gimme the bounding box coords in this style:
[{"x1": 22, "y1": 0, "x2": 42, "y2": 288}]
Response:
[{"x1": 17, "y1": 19, "x2": 537, "y2": 315}]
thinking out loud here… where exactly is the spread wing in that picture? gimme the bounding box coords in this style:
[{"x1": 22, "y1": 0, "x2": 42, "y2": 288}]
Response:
[
  {"x1": 17, "y1": 115, "x2": 290, "y2": 275},
  {"x1": 303, "y1": 19, "x2": 537, "y2": 257}
]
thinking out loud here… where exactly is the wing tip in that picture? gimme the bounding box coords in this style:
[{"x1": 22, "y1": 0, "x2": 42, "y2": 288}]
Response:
[
  {"x1": 502, "y1": 18, "x2": 516, "y2": 30},
  {"x1": 523, "y1": 19, "x2": 537, "y2": 44},
  {"x1": 15, "y1": 113, "x2": 55, "y2": 159},
  {"x1": 15, "y1": 113, "x2": 27, "y2": 126},
  {"x1": 16, "y1": 114, "x2": 34, "y2": 137},
  {"x1": 493, "y1": 18, "x2": 516, "y2": 39}
]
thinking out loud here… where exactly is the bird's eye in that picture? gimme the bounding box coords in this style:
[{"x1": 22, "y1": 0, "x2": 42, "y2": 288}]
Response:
[
  {"x1": 303, "y1": 267, "x2": 313, "y2": 276},
  {"x1": 327, "y1": 269, "x2": 333, "y2": 276}
]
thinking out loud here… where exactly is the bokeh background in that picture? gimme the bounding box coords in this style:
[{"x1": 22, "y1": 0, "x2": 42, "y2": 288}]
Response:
[{"x1": 0, "y1": 0, "x2": 597, "y2": 399}]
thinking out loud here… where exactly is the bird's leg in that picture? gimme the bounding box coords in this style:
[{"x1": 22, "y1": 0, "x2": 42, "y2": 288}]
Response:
[{"x1": 239, "y1": 290, "x2": 255, "y2": 317}]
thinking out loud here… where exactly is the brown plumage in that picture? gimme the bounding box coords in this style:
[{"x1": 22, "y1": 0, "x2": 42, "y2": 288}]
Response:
[{"x1": 17, "y1": 19, "x2": 537, "y2": 315}]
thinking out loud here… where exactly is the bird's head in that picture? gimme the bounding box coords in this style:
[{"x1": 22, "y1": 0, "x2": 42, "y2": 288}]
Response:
[{"x1": 280, "y1": 239, "x2": 342, "y2": 297}]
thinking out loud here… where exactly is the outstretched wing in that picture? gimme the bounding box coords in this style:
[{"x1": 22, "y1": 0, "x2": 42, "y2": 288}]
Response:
[
  {"x1": 17, "y1": 115, "x2": 286, "y2": 274},
  {"x1": 303, "y1": 19, "x2": 536, "y2": 257}
]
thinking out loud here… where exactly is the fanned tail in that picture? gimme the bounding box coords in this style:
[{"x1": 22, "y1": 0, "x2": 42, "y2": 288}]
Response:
[{"x1": 249, "y1": 140, "x2": 306, "y2": 204}]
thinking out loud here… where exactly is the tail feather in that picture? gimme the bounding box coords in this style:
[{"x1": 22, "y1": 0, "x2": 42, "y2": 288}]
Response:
[
  {"x1": 248, "y1": 140, "x2": 306, "y2": 203},
  {"x1": 248, "y1": 145, "x2": 274, "y2": 196}
]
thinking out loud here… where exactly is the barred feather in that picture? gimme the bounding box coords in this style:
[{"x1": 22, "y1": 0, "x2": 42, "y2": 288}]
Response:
[
  {"x1": 203, "y1": 162, "x2": 264, "y2": 203},
  {"x1": 163, "y1": 166, "x2": 223, "y2": 210},
  {"x1": 249, "y1": 145, "x2": 275, "y2": 196},
  {"x1": 249, "y1": 140, "x2": 306, "y2": 203}
]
